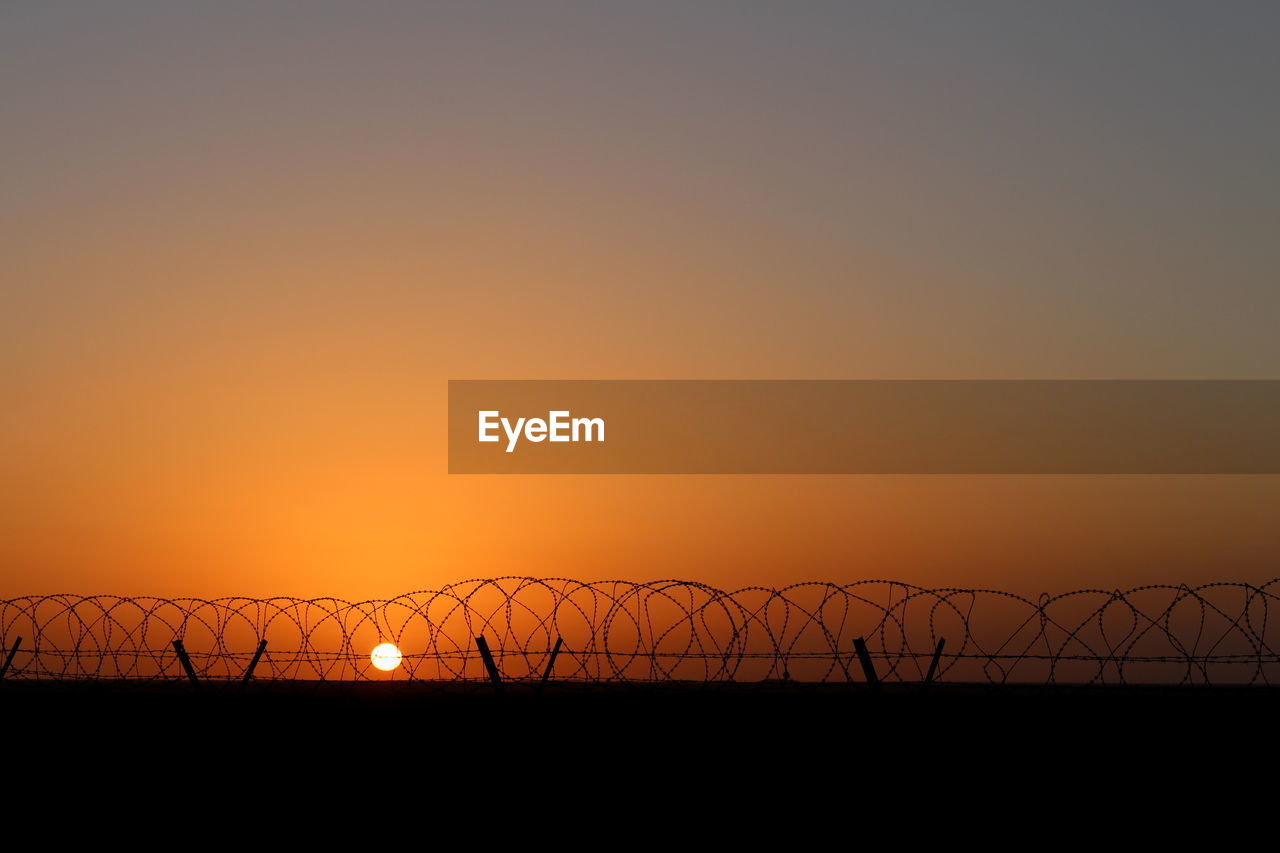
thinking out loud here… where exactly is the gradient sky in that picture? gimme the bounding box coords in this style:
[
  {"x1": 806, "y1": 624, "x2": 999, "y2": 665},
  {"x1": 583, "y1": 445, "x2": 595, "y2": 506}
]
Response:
[{"x1": 3, "y1": 1, "x2": 1279, "y2": 598}]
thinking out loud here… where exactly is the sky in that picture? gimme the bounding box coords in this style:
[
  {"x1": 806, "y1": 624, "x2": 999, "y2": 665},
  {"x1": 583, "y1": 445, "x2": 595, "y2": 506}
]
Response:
[{"x1": 3, "y1": 1, "x2": 1278, "y2": 599}]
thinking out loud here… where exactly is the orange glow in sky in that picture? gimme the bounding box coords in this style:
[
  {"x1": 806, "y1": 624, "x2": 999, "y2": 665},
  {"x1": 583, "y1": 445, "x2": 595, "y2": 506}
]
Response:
[{"x1": 3, "y1": 4, "x2": 1279, "y2": 599}]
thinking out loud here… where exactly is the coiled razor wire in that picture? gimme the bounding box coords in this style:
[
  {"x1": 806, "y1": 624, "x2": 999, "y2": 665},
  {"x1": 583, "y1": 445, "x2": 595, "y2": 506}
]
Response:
[{"x1": 1, "y1": 578, "x2": 1278, "y2": 686}]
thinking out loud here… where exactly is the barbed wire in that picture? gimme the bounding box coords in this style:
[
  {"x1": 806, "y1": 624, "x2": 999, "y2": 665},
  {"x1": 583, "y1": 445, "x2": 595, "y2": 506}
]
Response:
[{"x1": 1, "y1": 578, "x2": 1277, "y2": 686}]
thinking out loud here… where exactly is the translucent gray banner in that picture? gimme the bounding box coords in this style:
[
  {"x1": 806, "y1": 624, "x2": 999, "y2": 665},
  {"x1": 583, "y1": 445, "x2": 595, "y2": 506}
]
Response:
[{"x1": 448, "y1": 380, "x2": 1280, "y2": 474}]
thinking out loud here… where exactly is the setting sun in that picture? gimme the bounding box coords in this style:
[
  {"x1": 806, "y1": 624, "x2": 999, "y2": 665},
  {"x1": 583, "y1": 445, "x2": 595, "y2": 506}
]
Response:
[{"x1": 370, "y1": 643, "x2": 402, "y2": 672}]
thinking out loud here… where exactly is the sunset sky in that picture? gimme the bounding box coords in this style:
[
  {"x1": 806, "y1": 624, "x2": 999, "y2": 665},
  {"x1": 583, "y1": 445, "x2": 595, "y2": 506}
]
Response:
[{"x1": 4, "y1": 2, "x2": 1279, "y2": 599}]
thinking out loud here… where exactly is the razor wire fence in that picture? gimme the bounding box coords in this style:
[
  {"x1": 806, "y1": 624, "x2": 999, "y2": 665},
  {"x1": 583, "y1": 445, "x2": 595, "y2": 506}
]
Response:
[{"x1": 1, "y1": 577, "x2": 1278, "y2": 686}]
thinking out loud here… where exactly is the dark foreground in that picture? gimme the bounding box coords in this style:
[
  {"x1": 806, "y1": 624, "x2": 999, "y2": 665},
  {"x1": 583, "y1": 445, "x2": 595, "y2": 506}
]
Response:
[
  {"x1": 6, "y1": 679, "x2": 1276, "y2": 748},
  {"x1": 4, "y1": 679, "x2": 1273, "y2": 814}
]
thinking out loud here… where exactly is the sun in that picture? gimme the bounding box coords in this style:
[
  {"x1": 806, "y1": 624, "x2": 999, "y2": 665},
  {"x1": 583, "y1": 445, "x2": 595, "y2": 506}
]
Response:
[{"x1": 370, "y1": 642, "x2": 403, "y2": 671}]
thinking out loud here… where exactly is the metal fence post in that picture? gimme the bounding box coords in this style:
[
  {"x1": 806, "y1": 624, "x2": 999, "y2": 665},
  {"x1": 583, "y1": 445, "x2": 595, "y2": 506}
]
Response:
[
  {"x1": 475, "y1": 635, "x2": 504, "y2": 692},
  {"x1": 853, "y1": 637, "x2": 880, "y2": 690}
]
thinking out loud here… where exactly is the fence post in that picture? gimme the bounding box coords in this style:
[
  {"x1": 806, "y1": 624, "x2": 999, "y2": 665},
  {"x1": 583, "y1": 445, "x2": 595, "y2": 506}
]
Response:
[
  {"x1": 538, "y1": 637, "x2": 563, "y2": 692},
  {"x1": 852, "y1": 637, "x2": 880, "y2": 691},
  {"x1": 240, "y1": 640, "x2": 268, "y2": 690},
  {"x1": 475, "y1": 635, "x2": 504, "y2": 693},
  {"x1": 924, "y1": 637, "x2": 946, "y2": 688},
  {"x1": 0, "y1": 637, "x2": 22, "y2": 679},
  {"x1": 172, "y1": 639, "x2": 201, "y2": 688}
]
